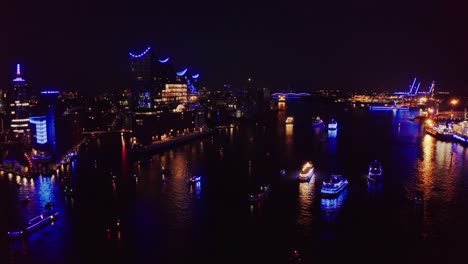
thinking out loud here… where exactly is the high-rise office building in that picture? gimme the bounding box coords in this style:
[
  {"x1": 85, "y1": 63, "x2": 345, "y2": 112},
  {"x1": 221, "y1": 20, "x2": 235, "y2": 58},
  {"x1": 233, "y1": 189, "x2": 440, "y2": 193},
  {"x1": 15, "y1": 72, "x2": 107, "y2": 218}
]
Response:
[
  {"x1": 9, "y1": 64, "x2": 31, "y2": 144},
  {"x1": 29, "y1": 90, "x2": 59, "y2": 157}
]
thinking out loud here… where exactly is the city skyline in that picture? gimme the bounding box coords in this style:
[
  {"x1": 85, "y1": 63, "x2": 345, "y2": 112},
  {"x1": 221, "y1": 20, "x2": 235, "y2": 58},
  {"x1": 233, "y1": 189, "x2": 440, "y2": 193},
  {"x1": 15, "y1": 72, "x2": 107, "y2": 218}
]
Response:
[{"x1": 3, "y1": 1, "x2": 468, "y2": 95}]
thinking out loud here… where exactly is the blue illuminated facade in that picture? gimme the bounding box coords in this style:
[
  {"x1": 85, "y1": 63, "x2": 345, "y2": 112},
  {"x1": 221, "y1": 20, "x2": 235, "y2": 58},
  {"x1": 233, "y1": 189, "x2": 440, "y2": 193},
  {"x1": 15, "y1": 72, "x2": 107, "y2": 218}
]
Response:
[{"x1": 30, "y1": 90, "x2": 58, "y2": 156}]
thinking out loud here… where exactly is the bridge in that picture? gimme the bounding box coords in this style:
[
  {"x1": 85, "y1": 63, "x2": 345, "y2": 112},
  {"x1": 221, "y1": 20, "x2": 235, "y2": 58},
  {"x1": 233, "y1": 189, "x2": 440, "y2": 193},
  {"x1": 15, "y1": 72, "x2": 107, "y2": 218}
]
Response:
[{"x1": 271, "y1": 92, "x2": 311, "y2": 100}]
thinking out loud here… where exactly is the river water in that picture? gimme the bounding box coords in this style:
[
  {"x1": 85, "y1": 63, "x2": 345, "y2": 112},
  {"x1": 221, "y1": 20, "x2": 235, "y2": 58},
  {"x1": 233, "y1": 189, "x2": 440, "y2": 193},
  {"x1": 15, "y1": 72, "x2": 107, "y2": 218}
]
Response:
[{"x1": 1, "y1": 99, "x2": 467, "y2": 264}]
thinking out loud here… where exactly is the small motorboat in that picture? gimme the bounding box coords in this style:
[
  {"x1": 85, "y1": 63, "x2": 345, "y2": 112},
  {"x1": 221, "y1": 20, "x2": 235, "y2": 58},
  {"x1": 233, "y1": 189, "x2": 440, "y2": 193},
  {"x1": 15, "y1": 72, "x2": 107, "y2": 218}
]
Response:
[{"x1": 188, "y1": 175, "x2": 202, "y2": 184}]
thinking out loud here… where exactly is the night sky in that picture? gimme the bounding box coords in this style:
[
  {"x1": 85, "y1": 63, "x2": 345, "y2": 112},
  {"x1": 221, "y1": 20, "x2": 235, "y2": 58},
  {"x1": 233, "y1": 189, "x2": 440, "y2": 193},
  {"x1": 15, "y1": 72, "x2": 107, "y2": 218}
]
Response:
[{"x1": 3, "y1": 1, "x2": 468, "y2": 95}]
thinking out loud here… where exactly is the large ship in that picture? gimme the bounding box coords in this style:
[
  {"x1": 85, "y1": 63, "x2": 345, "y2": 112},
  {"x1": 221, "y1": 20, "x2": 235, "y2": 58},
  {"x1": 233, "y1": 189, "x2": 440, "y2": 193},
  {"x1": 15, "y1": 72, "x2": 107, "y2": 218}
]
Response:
[
  {"x1": 321, "y1": 174, "x2": 348, "y2": 196},
  {"x1": 424, "y1": 119, "x2": 454, "y2": 141},
  {"x1": 298, "y1": 162, "x2": 314, "y2": 182},
  {"x1": 368, "y1": 160, "x2": 383, "y2": 182}
]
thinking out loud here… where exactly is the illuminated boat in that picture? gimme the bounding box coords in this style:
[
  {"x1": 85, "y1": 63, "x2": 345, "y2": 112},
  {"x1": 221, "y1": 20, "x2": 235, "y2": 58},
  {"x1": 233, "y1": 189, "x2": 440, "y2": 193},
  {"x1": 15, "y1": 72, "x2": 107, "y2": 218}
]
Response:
[
  {"x1": 312, "y1": 116, "x2": 324, "y2": 128},
  {"x1": 7, "y1": 211, "x2": 59, "y2": 239},
  {"x1": 368, "y1": 160, "x2": 382, "y2": 182},
  {"x1": 327, "y1": 119, "x2": 338, "y2": 130},
  {"x1": 298, "y1": 162, "x2": 314, "y2": 182},
  {"x1": 424, "y1": 120, "x2": 454, "y2": 141},
  {"x1": 285, "y1": 117, "x2": 294, "y2": 124},
  {"x1": 188, "y1": 175, "x2": 202, "y2": 184},
  {"x1": 248, "y1": 184, "x2": 270, "y2": 203},
  {"x1": 321, "y1": 174, "x2": 348, "y2": 196}
]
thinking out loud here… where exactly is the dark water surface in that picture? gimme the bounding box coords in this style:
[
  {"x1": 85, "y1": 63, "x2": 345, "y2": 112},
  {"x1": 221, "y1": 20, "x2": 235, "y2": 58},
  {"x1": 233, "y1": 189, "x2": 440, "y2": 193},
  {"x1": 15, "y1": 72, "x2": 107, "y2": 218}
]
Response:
[{"x1": 1, "y1": 100, "x2": 468, "y2": 264}]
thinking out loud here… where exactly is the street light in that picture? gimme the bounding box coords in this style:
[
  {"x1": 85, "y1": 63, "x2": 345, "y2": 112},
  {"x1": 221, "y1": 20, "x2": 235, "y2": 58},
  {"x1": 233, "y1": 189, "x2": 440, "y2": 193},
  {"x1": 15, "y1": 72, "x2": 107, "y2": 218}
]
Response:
[{"x1": 450, "y1": 99, "x2": 459, "y2": 120}]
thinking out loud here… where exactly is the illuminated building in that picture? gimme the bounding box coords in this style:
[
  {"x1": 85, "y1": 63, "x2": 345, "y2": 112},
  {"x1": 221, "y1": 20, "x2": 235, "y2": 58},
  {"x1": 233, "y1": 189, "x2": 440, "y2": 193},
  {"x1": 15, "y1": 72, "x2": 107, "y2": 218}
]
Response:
[
  {"x1": 9, "y1": 64, "x2": 31, "y2": 144},
  {"x1": 29, "y1": 90, "x2": 59, "y2": 158},
  {"x1": 129, "y1": 46, "x2": 203, "y2": 145},
  {"x1": 129, "y1": 46, "x2": 157, "y2": 110}
]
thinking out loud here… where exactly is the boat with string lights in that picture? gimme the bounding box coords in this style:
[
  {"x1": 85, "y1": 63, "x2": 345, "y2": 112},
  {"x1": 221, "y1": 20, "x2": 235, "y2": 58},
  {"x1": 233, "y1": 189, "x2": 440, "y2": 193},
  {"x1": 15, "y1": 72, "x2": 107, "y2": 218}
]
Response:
[
  {"x1": 312, "y1": 116, "x2": 324, "y2": 128},
  {"x1": 7, "y1": 211, "x2": 59, "y2": 239},
  {"x1": 368, "y1": 160, "x2": 383, "y2": 182},
  {"x1": 424, "y1": 119, "x2": 454, "y2": 141},
  {"x1": 298, "y1": 162, "x2": 314, "y2": 182},
  {"x1": 188, "y1": 175, "x2": 202, "y2": 184},
  {"x1": 321, "y1": 174, "x2": 348, "y2": 196}
]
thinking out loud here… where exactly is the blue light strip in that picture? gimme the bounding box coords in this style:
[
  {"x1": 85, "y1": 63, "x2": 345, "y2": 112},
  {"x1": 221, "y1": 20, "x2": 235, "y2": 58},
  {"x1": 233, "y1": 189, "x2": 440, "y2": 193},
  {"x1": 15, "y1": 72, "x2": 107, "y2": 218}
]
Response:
[
  {"x1": 129, "y1": 47, "x2": 151, "y2": 58},
  {"x1": 41, "y1": 90, "x2": 59, "y2": 94},
  {"x1": 453, "y1": 134, "x2": 467, "y2": 142},
  {"x1": 192, "y1": 74, "x2": 199, "y2": 79},
  {"x1": 159, "y1": 57, "x2": 170, "y2": 63},
  {"x1": 176, "y1": 68, "x2": 187, "y2": 76},
  {"x1": 30, "y1": 117, "x2": 48, "y2": 144}
]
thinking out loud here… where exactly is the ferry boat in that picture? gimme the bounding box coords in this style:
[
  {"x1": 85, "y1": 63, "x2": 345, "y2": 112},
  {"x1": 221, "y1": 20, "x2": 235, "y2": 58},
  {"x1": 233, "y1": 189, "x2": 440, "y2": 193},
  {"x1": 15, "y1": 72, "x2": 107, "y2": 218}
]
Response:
[
  {"x1": 248, "y1": 184, "x2": 270, "y2": 203},
  {"x1": 298, "y1": 162, "x2": 314, "y2": 182},
  {"x1": 312, "y1": 116, "x2": 324, "y2": 128},
  {"x1": 285, "y1": 117, "x2": 294, "y2": 124},
  {"x1": 7, "y1": 211, "x2": 59, "y2": 239},
  {"x1": 321, "y1": 174, "x2": 348, "y2": 196},
  {"x1": 368, "y1": 160, "x2": 383, "y2": 182},
  {"x1": 327, "y1": 119, "x2": 338, "y2": 130}
]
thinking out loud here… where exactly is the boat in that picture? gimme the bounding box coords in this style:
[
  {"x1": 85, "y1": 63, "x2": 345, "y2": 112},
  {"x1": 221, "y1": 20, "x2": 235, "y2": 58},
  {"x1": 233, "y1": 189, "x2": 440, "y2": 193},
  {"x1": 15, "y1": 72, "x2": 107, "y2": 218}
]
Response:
[
  {"x1": 7, "y1": 211, "x2": 59, "y2": 239},
  {"x1": 321, "y1": 174, "x2": 348, "y2": 196},
  {"x1": 424, "y1": 121, "x2": 454, "y2": 141},
  {"x1": 188, "y1": 175, "x2": 202, "y2": 184},
  {"x1": 412, "y1": 191, "x2": 424, "y2": 205},
  {"x1": 248, "y1": 184, "x2": 270, "y2": 203},
  {"x1": 368, "y1": 160, "x2": 383, "y2": 182},
  {"x1": 285, "y1": 117, "x2": 294, "y2": 124},
  {"x1": 312, "y1": 116, "x2": 324, "y2": 128},
  {"x1": 298, "y1": 162, "x2": 314, "y2": 182},
  {"x1": 327, "y1": 119, "x2": 338, "y2": 130},
  {"x1": 63, "y1": 185, "x2": 76, "y2": 197}
]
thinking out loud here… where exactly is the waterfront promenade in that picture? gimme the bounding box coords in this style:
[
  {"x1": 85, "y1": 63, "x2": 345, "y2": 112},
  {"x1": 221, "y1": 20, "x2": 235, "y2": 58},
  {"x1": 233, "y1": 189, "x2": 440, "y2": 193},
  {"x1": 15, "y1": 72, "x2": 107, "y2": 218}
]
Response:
[{"x1": 128, "y1": 128, "x2": 216, "y2": 153}]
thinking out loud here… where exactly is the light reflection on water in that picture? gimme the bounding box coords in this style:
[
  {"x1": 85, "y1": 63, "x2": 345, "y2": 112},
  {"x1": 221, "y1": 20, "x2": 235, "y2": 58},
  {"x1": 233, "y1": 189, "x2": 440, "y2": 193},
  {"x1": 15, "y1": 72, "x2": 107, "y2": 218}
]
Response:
[
  {"x1": 320, "y1": 189, "x2": 348, "y2": 224},
  {"x1": 297, "y1": 177, "x2": 317, "y2": 235}
]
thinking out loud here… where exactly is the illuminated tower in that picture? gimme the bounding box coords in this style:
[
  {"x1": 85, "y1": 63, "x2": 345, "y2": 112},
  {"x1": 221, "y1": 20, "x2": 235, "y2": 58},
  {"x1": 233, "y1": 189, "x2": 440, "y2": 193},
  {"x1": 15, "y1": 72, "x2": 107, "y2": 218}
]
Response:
[{"x1": 9, "y1": 64, "x2": 31, "y2": 144}]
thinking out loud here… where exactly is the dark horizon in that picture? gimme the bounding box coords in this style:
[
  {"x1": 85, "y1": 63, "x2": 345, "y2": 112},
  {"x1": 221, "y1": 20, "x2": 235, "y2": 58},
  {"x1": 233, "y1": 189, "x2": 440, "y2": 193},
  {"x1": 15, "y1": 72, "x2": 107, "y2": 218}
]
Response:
[{"x1": 3, "y1": 1, "x2": 468, "y2": 95}]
